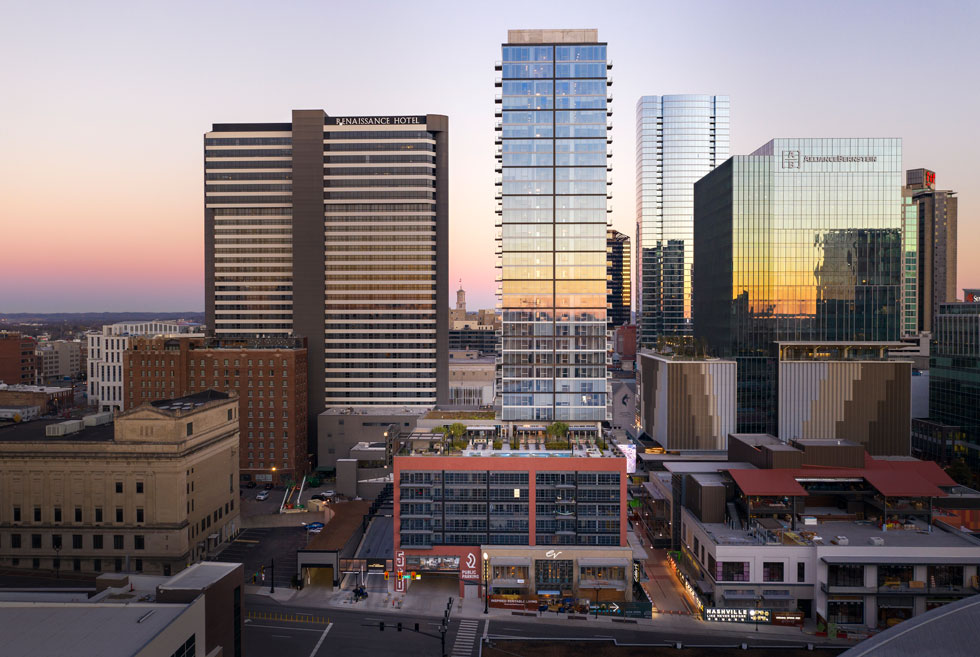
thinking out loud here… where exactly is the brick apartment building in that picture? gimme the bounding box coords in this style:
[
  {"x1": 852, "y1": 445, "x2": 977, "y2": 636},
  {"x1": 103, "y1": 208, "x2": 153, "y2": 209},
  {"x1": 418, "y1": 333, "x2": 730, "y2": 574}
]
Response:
[
  {"x1": 124, "y1": 336, "x2": 308, "y2": 486},
  {"x1": 0, "y1": 332, "x2": 37, "y2": 385}
]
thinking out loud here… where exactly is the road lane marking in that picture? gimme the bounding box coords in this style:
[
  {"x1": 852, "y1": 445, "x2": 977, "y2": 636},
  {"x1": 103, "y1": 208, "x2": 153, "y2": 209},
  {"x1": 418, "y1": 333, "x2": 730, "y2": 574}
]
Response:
[
  {"x1": 245, "y1": 624, "x2": 325, "y2": 632},
  {"x1": 308, "y1": 623, "x2": 333, "y2": 657}
]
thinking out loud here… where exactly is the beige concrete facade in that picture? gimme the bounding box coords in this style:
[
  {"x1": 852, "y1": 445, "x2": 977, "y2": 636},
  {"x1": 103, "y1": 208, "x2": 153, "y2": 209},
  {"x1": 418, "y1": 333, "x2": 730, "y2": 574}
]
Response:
[
  {"x1": 0, "y1": 391, "x2": 240, "y2": 576},
  {"x1": 507, "y1": 29, "x2": 598, "y2": 44}
]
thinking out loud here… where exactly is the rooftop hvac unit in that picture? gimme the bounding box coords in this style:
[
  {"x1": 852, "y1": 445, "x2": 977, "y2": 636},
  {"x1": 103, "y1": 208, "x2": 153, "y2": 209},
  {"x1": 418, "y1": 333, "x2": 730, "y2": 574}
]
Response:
[
  {"x1": 83, "y1": 412, "x2": 113, "y2": 427},
  {"x1": 831, "y1": 535, "x2": 849, "y2": 546},
  {"x1": 46, "y1": 420, "x2": 84, "y2": 437},
  {"x1": 868, "y1": 536, "x2": 885, "y2": 546}
]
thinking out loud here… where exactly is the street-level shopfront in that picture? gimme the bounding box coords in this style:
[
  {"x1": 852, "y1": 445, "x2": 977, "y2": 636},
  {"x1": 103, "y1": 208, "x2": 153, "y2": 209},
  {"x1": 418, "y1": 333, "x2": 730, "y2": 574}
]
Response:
[{"x1": 483, "y1": 545, "x2": 635, "y2": 608}]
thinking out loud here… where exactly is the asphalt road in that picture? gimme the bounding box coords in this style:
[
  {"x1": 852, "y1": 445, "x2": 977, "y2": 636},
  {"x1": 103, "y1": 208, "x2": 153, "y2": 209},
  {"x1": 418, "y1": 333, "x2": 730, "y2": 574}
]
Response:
[
  {"x1": 246, "y1": 599, "x2": 478, "y2": 657},
  {"x1": 356, "y1": 515, "x2": 393, "y2": 561},
  {"x1": 213, "y1": 526, "x2": 307, "y2": 589},
  {"x1": 244, "y1": 596, "x2": 850, "y2": 656}
]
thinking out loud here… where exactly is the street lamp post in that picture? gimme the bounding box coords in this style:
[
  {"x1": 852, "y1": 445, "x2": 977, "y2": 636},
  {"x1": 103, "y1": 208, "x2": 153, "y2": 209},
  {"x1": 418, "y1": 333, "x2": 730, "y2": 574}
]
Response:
[
  {"x1": 483, "y1": 552, "x2": 489, "y2": 614},
  {"x1": 755, "y1": 596, "x2": 761, "y2": 632}
]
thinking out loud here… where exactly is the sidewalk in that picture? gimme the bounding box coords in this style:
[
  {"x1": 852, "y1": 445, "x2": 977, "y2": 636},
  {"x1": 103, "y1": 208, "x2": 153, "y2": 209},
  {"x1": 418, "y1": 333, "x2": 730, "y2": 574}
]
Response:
[{"x1": 247, "y1": 582, "x2": 844, "y2": 644}]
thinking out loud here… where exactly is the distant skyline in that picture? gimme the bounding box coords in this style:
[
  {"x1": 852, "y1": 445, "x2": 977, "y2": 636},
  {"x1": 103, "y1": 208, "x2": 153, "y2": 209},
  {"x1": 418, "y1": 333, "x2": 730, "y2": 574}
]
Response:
[{"x1": 1, "y1": 0, "x2": 976, "y2": 312}]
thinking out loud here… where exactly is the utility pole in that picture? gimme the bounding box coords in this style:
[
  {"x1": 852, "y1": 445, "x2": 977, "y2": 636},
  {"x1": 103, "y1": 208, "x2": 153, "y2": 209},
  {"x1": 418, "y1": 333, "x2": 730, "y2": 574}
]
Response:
[{"x1": 270, "y1": 558, "x2": 275, "y2": 594}]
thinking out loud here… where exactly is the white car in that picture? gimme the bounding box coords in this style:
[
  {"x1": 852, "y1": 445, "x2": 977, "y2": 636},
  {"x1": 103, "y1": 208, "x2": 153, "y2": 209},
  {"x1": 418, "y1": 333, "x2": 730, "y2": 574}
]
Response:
[{"x1": 256, "y1": 490, "x2": 270, "y2": 501}]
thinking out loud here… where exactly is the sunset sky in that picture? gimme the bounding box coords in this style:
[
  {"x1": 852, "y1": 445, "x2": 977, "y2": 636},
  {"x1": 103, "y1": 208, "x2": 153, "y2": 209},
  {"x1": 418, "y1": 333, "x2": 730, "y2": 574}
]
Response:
[{"x1": 1, "y1": 0, "x2": 976, "y2": 312}]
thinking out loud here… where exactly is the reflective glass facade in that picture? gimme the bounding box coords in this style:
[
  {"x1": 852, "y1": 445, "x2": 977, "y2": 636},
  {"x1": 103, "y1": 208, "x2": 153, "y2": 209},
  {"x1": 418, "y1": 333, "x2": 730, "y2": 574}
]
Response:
[
  {"x1": 635, "y1": 95, "x2": 729, "y2": 348},
  {"x1": 606, "y1": 229, "x2": 630, "y2": 328},
  {"x1": 930, "y1": 302, "x2": 980, "y2": 469},
  {"x1": 693, "y1": 138, "x2": 903, "y2": 433},
  {"x1": 496, "y1": 36, "x2": 610, "y2": 422}
]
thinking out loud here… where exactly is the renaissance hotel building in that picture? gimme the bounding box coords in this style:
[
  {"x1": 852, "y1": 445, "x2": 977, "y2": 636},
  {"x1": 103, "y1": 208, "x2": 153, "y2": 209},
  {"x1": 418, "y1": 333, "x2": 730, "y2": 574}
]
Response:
[
  {"x1": 204, "y1": 112, "x2": 450, "y2": 435},
  {"x1": 496, "y1": 29, "x2": 612, "y2": 430}
]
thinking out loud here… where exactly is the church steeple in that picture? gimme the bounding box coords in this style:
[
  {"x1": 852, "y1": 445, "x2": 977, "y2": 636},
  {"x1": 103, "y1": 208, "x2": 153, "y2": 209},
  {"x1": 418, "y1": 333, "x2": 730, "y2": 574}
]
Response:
[{"x1": 456, "y1": 279, "x2": 466, "y2": 311}]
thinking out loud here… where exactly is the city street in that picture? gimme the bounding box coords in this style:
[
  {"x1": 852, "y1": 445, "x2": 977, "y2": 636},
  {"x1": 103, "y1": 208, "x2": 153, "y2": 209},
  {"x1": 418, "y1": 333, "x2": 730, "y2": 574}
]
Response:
[{"x1": 244, "y1": 596, "x2": 849, "y2": 657}]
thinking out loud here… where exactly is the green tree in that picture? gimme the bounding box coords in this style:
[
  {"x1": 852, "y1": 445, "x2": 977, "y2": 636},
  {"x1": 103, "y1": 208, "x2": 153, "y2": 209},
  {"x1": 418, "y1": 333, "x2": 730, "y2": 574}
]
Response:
[
  {"x1": 448, "y1": 422, "x2": 467, "y2": 440},
  {"x1": 547, "y1": 421, "x2": 570, "y2": 449}
]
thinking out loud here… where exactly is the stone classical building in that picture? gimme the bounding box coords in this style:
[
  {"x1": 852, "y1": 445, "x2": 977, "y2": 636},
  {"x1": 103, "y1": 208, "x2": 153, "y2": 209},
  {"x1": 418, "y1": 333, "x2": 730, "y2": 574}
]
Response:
[{"x1": 0, "y1": 391, "x2": 240, "y2": 576}]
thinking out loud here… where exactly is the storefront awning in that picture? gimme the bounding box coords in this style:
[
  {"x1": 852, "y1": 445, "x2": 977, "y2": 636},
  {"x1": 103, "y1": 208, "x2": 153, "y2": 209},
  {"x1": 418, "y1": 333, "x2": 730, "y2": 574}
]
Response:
[
  {"x1": 762, "y1": 592, "x2": 795, "y2": 600},
  {"x1": 491, "y1": 557, "x2": 531, "y2": 567},
  {"x1": 722, "y1": 591, "x2": 758, "y2": 600},
  {"x1": 578, "y1": 558, "x2": 630, "y2": 568}
]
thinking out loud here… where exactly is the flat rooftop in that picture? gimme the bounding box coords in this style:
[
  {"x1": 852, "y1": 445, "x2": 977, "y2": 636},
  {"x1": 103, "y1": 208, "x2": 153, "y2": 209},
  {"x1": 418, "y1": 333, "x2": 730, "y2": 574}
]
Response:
[
  {"x1": 151, "y1": 389, "x2": 230, "y2": 410},
  {"x1": 304, "y1": 500, "x2": 372, "y2": 552},
  {"x1": 321, "y1": 406, "x2": 428, "y2": 416},
  {"x1": 156, "y1": 561, "x2": 239, "y2": 591},
  {"x1": 0, "y1": 419, "x2": 114, "y2": 443},
  {"x1": 0, "y1": 384, "x2": 71, "y2": 393},
  {"x1": 0, "y1": 602, "x2": 188, "y2": 657}
]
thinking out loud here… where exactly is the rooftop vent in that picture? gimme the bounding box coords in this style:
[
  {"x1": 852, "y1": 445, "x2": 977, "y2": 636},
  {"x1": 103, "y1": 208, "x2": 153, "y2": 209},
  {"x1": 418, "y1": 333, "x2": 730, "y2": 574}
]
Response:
[
  {"x1": 83, "y1": 412, "x2": 113, "y2": 427},
  {"x1": 46, "y1": 419, "x2": 84, "y2": 437}
]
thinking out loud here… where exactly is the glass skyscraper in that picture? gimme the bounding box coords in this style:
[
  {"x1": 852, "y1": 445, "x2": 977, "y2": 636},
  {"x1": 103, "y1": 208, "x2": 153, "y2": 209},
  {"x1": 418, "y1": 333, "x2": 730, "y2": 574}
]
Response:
[
  {"x1": 496, "y1": 29, "x2": 610, "y2": 424},
  {"x1": 635, "y1": 95, "x2": 729, "y2": 348},
  {"x1": 928, "y1": 301, "x2": 980, "y2": 469},
  {"x1": 693, "y1": 138, "x2": 903, "y2": 433}
]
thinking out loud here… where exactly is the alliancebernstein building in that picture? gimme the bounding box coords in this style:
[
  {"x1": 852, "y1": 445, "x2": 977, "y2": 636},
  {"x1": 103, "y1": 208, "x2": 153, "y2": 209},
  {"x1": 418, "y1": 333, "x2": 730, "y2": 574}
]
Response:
[
  {"x1": 694, "y1": 139, "x2": 903, "y2": 434},
  {"x1": 495, "y1": 29, "x2": 611, "y2": 429},
  {"x1": 204, "y1": 112, "x2": 449, "y2": 436}
]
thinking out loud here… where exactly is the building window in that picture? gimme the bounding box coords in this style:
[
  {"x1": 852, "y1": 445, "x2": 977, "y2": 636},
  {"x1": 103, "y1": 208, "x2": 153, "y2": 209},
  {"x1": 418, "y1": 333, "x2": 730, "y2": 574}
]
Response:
[
  {"x1": 11, "y1": 534, "x2": 21, "y2": 548},
  {"x1": 93, "y1": 535, "x2": 103, "y2": 549},
  {"x1": 72, "y1": 535, "x2": 82, "y2": 549},
  {"x1": 33, "y1": 507, "x2": 41, "y2": 522},
  {"x1": 170, "y1": 634, "x2": 196, "y2": 657},
  {"x1": 113, "y1": 535, "x2": 124, "y2": 550},
  {"x1": 797, "y1": 562, "x2": 806, "y2": 583},
  {"x1": 54, "y1": 507, "x2": 62, "y2": 523},
  {"x1": 75, "y1": 507, "x2": 82, "y2": 522},
  {"x1": 95, "y1": 507, "x2": 103, "y2": 523},
  {"x1": 829, "y1": 564, "x2": 864, "y2": 588},
  {"x1": 135, "y1": 558, "x2": 143, "y2": 572},
  {"x1": 717, "y1": 561, "x2": 750, "y2": 582},
  {"x1": 116, "y1": 508, "x2": 123, "y2": 523},
  {"x1": 136, "y1": 508, "x2": 144, "y2": 523},
  {"x1": 827, "y1": 599, "x2": 864, "y2": 625},
  {"x1": 135, "y1": 535, "x2": 145, "y2": 550},
  {"x1": 928, "y1": 565, "x2": 963, "y2": 588},
  {"x1": 13, "y1": 506, "x2": 20, "y2": 522},
  {"x1": 94, "y1": 558, "x2": 101, "y2": 572},
  {"x1": 31, "y1": 534, "x2": 41, "y2": 549},
  {"x1": 115, "y1": 482, "x2": 123, "y2": 494},
  {"x1": 136, "y1": 482, "x2": 144, "y2": 494},
  {"x1": 763, "y1": 562, "x2": 784, "y2": 582},
  {"x1": 186, "y1": 422, "x2": 193, "y2": 436}
]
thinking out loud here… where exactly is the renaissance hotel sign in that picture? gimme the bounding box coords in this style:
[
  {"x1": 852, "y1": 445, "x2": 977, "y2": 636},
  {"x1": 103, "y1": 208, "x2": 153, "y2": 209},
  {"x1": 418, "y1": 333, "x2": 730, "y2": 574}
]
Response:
[
  {"x1": 328, "y1": 116, "x2": 426, "y2": 126},
  {"x1": 781, "y1": 150, "x2": 877, "y2": 168}
]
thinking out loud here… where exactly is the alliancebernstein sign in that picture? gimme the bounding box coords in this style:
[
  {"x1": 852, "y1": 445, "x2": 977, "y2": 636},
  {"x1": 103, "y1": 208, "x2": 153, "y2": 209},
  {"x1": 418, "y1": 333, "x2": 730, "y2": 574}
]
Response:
[
  {"x1": 327, "y1": 116, "x2": 426, "y2": 126},
  {"x1": 781, "y1": 150, "x2": 877, "y2": 168}
]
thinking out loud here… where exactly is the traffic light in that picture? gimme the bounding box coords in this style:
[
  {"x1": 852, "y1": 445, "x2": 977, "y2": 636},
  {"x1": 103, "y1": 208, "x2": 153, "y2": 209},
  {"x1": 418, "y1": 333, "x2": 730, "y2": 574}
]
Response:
[
  {"x1": 379, "y1": 621, "x2": 385, "y2": 631},
  {"x1": 384, "y1": 571, "x2": 389, "y2": 580},
  {"x1": 397, "y1": 622, "x2": 403, "y2": 632}
]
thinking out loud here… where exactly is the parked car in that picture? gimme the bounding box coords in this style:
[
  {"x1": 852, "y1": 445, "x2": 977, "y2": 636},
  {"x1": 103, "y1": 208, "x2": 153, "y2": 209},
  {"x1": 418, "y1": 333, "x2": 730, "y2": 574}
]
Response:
[
  {"x1": 264, "y1": 483, "x2": 274, "y2": 490},
  {"x1": 256, "y1": 490, "x2": 270, "y2": 501},
  {"x1": 245, "y1": 481, "x2": 256, "y2": 489},
  {"x1": 310, "y1": 491, "x2": 336, "y2": 502}
]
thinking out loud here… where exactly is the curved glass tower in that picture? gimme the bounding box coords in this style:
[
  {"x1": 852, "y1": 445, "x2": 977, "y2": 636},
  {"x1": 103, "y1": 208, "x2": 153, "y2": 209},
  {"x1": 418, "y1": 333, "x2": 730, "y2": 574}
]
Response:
[
  {"x1": 496, "y1": 29, "x2": 611, "y2": 425},
  {"x1": 635, "y1": 95, "x2": 729, "y2": 348}
]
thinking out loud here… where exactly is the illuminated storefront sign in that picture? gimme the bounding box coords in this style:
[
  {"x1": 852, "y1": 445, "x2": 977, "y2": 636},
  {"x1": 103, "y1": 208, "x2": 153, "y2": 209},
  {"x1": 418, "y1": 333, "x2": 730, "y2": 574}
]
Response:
[{"x1": 705, "y1": 608, "x2": 771, "y2": 624}]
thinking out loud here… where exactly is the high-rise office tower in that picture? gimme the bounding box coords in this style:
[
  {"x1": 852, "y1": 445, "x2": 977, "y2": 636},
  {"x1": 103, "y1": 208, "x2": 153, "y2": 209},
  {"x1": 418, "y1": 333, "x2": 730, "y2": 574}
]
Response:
[
  {"x1": 204, "y1": 111, "x2": 449, "y2": 440},
  {"x1": 900, "y1": 187, "x2": 919, "y2": 336},
  {"x1": 635, "y1": 95, "x2": 730, "y2": 348},
  {"x1": 905, "y1": 168, "x2": 958, "y2": 332},
  {"x1": 496, "y1": 29, "x2": 610, "y2": 425},
  {"x1": 694, "y1": 138, "x2": 903, "y2": 433},
  {"x1": 606, "y1": 229, "x2": 630, "y2": 328}
]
